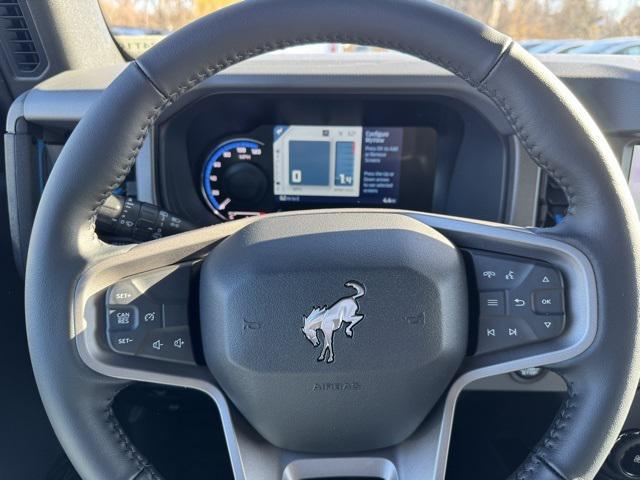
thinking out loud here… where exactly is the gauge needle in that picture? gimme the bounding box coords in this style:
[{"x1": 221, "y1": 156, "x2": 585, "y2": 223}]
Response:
[
  {"x1": 219, "y1": 198, "x2": 231, "y2": 210},
  {"x1": 229, "y1": 211, "x2": 261, "y2": 220}
]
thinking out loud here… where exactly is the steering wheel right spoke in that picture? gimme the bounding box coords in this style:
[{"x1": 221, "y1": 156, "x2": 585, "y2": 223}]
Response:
[{"x1": 410, "y1": 212, "x2": 597, "y2": 375}]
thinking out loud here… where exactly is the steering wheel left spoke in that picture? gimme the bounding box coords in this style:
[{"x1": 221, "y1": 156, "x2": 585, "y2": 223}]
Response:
[{"x1": 74, "y1": 217, "x2": 251, "y2": 380}]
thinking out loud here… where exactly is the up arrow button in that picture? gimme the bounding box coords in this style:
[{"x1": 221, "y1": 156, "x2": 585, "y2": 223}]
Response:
[{"x1": 532, "y1": 266, "x2": 562, "y2": 288}]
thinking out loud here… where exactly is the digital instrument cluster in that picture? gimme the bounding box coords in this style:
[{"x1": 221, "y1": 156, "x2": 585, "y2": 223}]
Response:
[{"x1": 201, "y1": 125, "x2": 437, "y2": 221}]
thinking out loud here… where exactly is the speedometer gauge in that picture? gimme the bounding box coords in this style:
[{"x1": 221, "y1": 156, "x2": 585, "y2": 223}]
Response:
[{"x1": 201, "y1": 139, "x2": 268, "y2": 221}]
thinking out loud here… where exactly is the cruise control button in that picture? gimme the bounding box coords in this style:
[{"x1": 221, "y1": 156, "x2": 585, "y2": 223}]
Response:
[
  {"x1": 107, "y1": 281, "x2": 141, "y2": 305},
  {"x1": 138, "y1": 327, "x2": 195, "y2": 364},
  {"x1": 479, "y1": 291, "x2": 506, "y2": 316},
  {"x1": 105, "y1": 263, "x2": 196, "y2": 360},
  {"x1": 138, "y1": 301, "x2": 163, "y2": 328},
  {"x1": 533, "y1": 289, "x2": 564, "y2": 315},
  {"x1": 107, "y1": 306, "x2": 138, "y2": 331},
  {"x1": 108, "y1": 330, "x2": 143, "y2": 355}
]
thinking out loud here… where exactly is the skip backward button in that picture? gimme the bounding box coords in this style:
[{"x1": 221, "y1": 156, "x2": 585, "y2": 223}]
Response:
[
  {"x1": 138, "y1": 327, "x2": 196, "y2": 365},
  {"x1": 476, "y1": 318, "x2": 540, "y2": 354}
]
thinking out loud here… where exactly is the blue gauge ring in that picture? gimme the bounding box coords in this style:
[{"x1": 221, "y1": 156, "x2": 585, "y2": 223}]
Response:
[{"x1": 202, "y1": 140, "x2": 262, "y2": 212}]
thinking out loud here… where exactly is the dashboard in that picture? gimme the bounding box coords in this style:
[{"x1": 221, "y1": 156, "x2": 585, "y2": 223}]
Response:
[
  {"x1": 6, "y1": 51, "x2": 640, "y2": 480},
  {"x1": 8, "y1": 52, "x2": 640, "y2": 299},
  {"x1": 157, "y1": 91, "x2": 508, "y2": 226}
]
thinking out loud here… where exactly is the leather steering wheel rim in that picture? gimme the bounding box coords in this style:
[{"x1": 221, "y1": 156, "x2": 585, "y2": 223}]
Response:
[{"x1": 25, "y1": 0, "x2": 640, "y2": 479}]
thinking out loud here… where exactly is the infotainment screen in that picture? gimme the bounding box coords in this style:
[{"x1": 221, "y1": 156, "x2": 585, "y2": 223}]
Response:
[{"x1": 273, "y1": 125, "x2": 409, "y2": 206}]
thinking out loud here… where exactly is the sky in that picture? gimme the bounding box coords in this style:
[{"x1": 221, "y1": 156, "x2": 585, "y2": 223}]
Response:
[{"x1": 604, "y1": 0, "x2": 639, "y2": 18}]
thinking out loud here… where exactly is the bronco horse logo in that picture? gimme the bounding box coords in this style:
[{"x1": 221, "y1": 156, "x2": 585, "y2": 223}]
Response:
[{"x1": 301, "y1": 281, "x2": 365, "y2": 363}]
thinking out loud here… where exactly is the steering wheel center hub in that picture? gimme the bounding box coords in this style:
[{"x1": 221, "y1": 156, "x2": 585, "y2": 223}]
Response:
[{"x1": 200, "y1": 212, "x2": 468, "y2": 452}]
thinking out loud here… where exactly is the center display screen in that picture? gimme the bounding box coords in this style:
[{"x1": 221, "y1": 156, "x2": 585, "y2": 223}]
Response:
[{"x1": 273, "y1": 125, "x2": 407, "y2": 206}]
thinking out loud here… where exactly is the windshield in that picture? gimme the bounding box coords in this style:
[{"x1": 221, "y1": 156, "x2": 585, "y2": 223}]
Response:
[{"x1": 99, "y1": 0, "x2": 640, "y2": 58}]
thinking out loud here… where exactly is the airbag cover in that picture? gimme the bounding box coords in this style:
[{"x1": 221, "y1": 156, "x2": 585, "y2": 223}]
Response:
[{"x1": 200, "y1": 212, "x2": 467, "y2": 452}]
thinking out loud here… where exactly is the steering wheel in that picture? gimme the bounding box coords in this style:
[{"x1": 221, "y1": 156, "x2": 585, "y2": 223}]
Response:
[{"x1": 25, "y1": 0, "x2": 640, "y2": 479}]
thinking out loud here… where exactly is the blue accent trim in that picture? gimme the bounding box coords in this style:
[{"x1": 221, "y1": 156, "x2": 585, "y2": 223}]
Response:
[{"x1": 203, "y1": 140, "x2": 260, "y2": 211}]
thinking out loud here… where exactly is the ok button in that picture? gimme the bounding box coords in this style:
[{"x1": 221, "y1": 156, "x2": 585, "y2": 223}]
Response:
[{"x1": 533, "y1": 289, "x2": 564, "y2": 315}]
